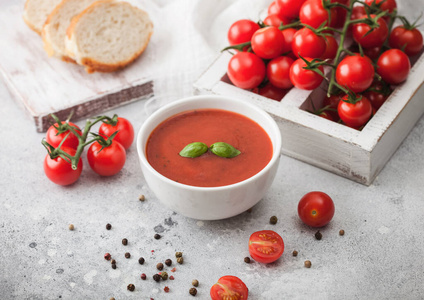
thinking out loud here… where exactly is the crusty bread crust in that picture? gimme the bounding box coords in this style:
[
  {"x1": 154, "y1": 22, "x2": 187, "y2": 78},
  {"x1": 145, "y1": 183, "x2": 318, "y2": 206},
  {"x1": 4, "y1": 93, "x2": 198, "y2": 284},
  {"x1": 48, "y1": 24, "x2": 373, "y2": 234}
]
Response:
[{"x1": 23, "y1": 0, "x2": 41, "y2": 34}]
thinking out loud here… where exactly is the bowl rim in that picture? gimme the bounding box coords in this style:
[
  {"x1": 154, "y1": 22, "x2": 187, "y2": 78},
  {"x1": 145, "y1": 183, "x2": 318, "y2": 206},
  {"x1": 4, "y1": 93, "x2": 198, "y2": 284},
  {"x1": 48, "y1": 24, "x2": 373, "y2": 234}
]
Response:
[{"x1": 136, "y1": 95, "x2": 282, "y2": 191}]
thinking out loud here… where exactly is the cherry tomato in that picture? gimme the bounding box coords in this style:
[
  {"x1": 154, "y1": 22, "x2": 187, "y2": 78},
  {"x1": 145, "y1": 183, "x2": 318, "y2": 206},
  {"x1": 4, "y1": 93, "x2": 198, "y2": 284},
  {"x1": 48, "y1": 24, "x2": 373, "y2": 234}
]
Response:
[
  {"x1": 336, "y1": 55, "x2": 374, "y2": 93},
  {"x1": 363, "y1": 46, "x2": 382, "y2": 60},
  {"x1": 276, "y1": 0, "x2": 307, "y2": 19},
  {"x1": 268, "y1": 1, "x2": 287, "y2": 20},
  {"x1": 281, "y1": 28, "x2": 297, "y2": 54},
  {"x1": 320, "y1": 35, "x2": 338, "y2": 60},
  {"x1": 290, "y1": 57, "x2": 324, "y2": 90},
  {"x1": 264, "y1": 14, "x2": 290, "y2": 27},
  {"x1": 363, "y1": 82, "x2": 390, "y2": 110},
  {"x1": 323, "y1": 93, "x2": 343, "y2": 120},
  {"x1": 338, "y1": 95, "x2": 373, "y2": 128},
  {"x1": 251, "y1": 26, "x2": 286, "y2": 59},
  {"x1": 319, "y1": 111, "x2": 335, "y2": 121},
  {"x1": 377, "y1": 49, "x2": 411, "y2": 85},
  {"x1": 87, "y1": 141, "x2": 126, "y2": 176},
  {"x1": 254, "y1": 82, "x2": 288, "y2": 101},
  {"x1": 299, "y1": 0, "x2": 338, "y2": 29},
  {"x1": 332, "y1": 0, "x2": 350, "y2": 28},
  {"x1": 389, "y1": 25, "x2": 424, "y2": 57},
  {"x1": 46, "y1": 121, "x2": 82, "y2": 150},
  {"x1": 350, "y1": 5, "x2": 366, "y2": 20},
  {"x1": 248, "y1": 230, "x2": 284, "y2": 263},
  {"x1": 227, "y1": 19, "x2": 260, "y2": 45},
  {"x1": 44, "y1": 146, "x2": 82, "y2": 186},
  {"x1": 227, "y1": 52, "x2": 266, "y2": 90},
  {"x1": 365, "y1": 0, "x2": 397, "y2": 13},
  {"x1": 292, "y1": 28, "x2": 326, "y2": 58},
  {"x1": 352, "y1": 15, "x2": 388, "y2": 48},
  {"x1": 99, "y1": 117, "x2": 134, "y2": 150},
  {"x1": 267, "y1": 56, "x2": 294, "y2": 89},
  {"x1": 298, "y1": 192, "x2": 335, "y2": 227},
  {"x1": 210, "y1": 276, "x2": 249, "y2": 300}
]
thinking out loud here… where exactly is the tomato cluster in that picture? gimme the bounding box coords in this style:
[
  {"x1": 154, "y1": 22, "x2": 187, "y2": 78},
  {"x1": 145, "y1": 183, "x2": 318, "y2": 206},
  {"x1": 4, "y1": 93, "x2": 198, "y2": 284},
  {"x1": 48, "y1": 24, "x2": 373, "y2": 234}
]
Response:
[
  {"x1": 225, "y1": 0, "x2": 422, "y2": 129},
  {"x1": 43, "y1": 115, "x2": 134, "y2": 186}
]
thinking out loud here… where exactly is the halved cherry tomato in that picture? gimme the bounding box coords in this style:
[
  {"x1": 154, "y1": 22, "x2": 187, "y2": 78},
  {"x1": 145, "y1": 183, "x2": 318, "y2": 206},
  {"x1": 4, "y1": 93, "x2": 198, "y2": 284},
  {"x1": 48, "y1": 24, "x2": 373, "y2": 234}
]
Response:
[
  {"x1": 290, "y1": 57, "x2": 324, "y2": 90},
  {"x1": 298, "y1": 191, "x2": 335, "y2": 227},
  {"x1": 299, "y1": 0, "x2": 338, "y2": 29},
  {"x1": 44, "y1": 146, "x2": 83, "y2": 186},
  {"x1": 87, "y1": 140, "x2": 126, "y2": 176},
  {"x1": 376, "y1": 49, "x2": 411, "y2": 85},
  {"x1": 227, "y1": 19, "x2": 260, "y2": 46},
  {"x1": 251, "y1": 26, "x2": 286, "y2": 59},
  {"x1": 267, "y1": 56, "x2": 294, "y2": 89},
  {"x1": 336, "y1": 55, "x2": 374, "y2": 93},
  {"x1": 46, "y1": 121, "x2": 82, "y2": 150},
  {"x1": 99, "y1": 117, "x2": 134, "y2": 150},
  {"x1": 227, "y1": 52, "x2": 266, "y2": 90},
  {"x1": 352, "y1": 15, "x2": 388, "y2": 49},
  {"x1": 291, "y1": 28, "x2": 326, "y2": 59},
  {"x1": 389, "y1": 25, "x2": 423, "y2": 57},
  {"x1": 338, "y1": 95, "x2": 373, "y2": 128},
  {"x1": 210, "y1": 276, "x2": 248, "y2": 300},
  {"x1": 248, "y1": 230, "x2": 284, "y2": 264}
]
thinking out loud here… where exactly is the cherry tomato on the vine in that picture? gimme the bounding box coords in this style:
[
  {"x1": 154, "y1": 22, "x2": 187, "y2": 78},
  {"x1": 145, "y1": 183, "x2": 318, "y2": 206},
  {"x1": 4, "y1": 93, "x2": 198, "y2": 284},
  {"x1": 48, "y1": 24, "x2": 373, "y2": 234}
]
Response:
[
  {"x1": 87, "y1": 140, "x2": 126, "y2": 176},
  {"x1": 299, "y1": 0, "x2": 338, "y2": 29},
  {"x1": 323, "y1": 93, "x2": 343, "y2": 120},
  {"x1": 290, "y1": 57, "x2": 324, "y2": 90},
  {"x1": 365, "y1": 0, "x2": 397, "y2": 14},
  {"x1": 276, "y1": 0, "x2": 307, "y2": 19},
  {"x1": 251, "y1": 26, "x2": 286, "y2": 59},
  {"x1": 352, "y1": 15, "x2": 388, "y2": 49},
  {"x1": 336, "y1": 55, "x2": 374, "y2": 93},
  {"x1": 389, "y1": 25, "x2": 424, "y2": 57},
  {"x1": 363, "y1": 81, "x2": 390, "y2": 110},
  {"x1": 350, "y1": 5, "x2": 366, "y2": 20},
  {"x1": 338, "y1": 95, "x2": 373, "y2": 128},
  {"x1": 227, "y1": 52, "x2": 266, "y2": 90},
  {"x1": 268, "y1": 1, "x2": 286, "y2": 20},
  {"x1": 99, "y1": 117, "x2": 134, "y2": 150},
  {"x1": 227, "y1": 19, "x2": 260, "y2": 46},
  {"x1": 376, "y1": 49, "x2": 411, "y2": 85},
  {"x1": 281, "y1": 28, "x2": 297, "y2": 54},
  {"x1": 264, "y1": 14, "x2": 289, "y2": 27},
  {"x1": 253, "y1": 82, "x2": 288, "y2": 101},
  {"x1": 332, "y1": 0, "x2": 350, "y2": 28},
  {"x1": 267, "y1": 56, "x2": 294, "y2": 89},
  {"x1": 291, "y1": 28, "x2": 326, "y2": 59},
  {"x1": 320, "y1": 35, "x2": 338, "y2": 60},
  {"x1": 44, "y1": 146, "x2": 82, "y2": 186},
  {"x1": 46, "y1": 121, "x2": 82, "y2": 150},
  {"x1": 210, "y1": 276, "x2": 249, "y2": 300},
  {"x1": 298, "y1": 191, "x2": 335, "y2": 227},
  {"x1": 248, "y1": 230, "x2": 284, "y2": 264},
  {"x1": 319, "y1": 111, "x2": 335, "y2": 121}
]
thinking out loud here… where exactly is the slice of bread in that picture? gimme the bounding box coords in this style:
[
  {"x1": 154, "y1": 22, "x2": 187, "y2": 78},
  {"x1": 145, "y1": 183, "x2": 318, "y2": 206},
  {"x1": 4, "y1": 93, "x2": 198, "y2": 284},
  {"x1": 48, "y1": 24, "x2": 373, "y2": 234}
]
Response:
[
  {"x1": 65, "y1": 0, "x2": 153, "y2": 73},
  {"x1": 23, "y1": 0, "x2": 62, "y2": 34},
  {"x1": 42, "y1": 0, "x2": 99, "y2": 61}
]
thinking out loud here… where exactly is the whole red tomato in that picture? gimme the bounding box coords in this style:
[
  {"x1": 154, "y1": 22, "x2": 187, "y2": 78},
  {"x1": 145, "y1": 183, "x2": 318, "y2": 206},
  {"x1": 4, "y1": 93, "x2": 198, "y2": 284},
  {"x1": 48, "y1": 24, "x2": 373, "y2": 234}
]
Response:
[
  {"x1": 267, "y1": 56, "x2": 294, "y2": 89},
  {"x1": 299, "y1": 0, "x2": 338, "y2": 29},
  {"x1": 264, "y1": 14, "x2": 290, "y2": 27},
  {"x1": 332, "y1": 0, "x2": 350, "y2": 27},
  {"x1": 87, "y1": 140, "x2": 126, "y2": 176},
  {"x1": 377, "y1": 49, "x2": 411, "y2": 85},
  {"x1": 365, "y1": 0, "x2": 397, "y2": 13},
  {"x1": 352, "y1": 15, "x2": 388, "y2": 48},
  {"x1": 298, "y1": 191, "x2": 335, "y2": 227},
  {"x1": 276, "y1": 0, "x2": 307, "y2": 19},
  {"x1": 338, "y1": 95, "x2": 373, "y2": 128},
  {"x1": 254, "y1": 82, "x2": 288, "y2": 101},
  {"x1": 323, "y1": 93, "x2": 343, "y2": 120},
  {"x1": 227, "y1": 19, "x2": 260, "y2": 45},
  {"x1": 281, "y1": 28, "x2": 297, "y2": 54},
  {"x1": 268, "y1": 1, "x2": 285, "y2": 19},
  {"x1": 363, "y1": 46, "x2": 382, "y2": 60},
  {"x1": 251, "y1": 27, "x2": 286, "y2": 59},
  {"x1": 44, "y1": 146, "x2": 83, "y2": 186},
  {"x1": 336, "y1": 55, "x2": 374, "y2": 93},
  {"x1": 389, "y1": 25, "x2": 424, "y2": 57},
  {"x1": 46, "y1": 121, "x2": 82, "y2": 150},
  {"x1": 210, "y1": 276, "x2": 248, "y2": 300},
  {"x1": 227, "y1": 52, "x2": 266, "y2": 90},
  {"x1": 320, "y1": 35, "x2": 338, "y2": 60},
  {"x1": 248, "y1": 230, "x2": 284, "y2": 263},
  {"x1": 290, "y1": 57, "x2": 324, "y2": 90},
  {"x1": 350, "y1": 5, "x2": 366, "y2": 20},
  {"x1": 99, "y1": 117, "x2": 134, "y2": 150},
  {"x1": 363, "y1": 81, "x2": 391, "y2": 110},
  {"x1": 291, "y1": 28, "x2": 326, "y2": 58}
]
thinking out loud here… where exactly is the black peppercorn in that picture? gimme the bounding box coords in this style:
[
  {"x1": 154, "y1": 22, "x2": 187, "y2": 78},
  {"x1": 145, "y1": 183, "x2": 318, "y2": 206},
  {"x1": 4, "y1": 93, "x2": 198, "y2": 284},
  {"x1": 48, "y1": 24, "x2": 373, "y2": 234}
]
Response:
[
  {"x1": 244, "y1": 257, "x2": 251, "y2": 263},
  {"x1": 106, "y1": 223, "x2": 112, "y2": 230},
  {"x1": 269, "y1": 216, "x2": 278, "y2": 225},
  {"x1": 153, "y1": 274, "x2": 161, "y2": 282},
  {"x1": 138, "y1": 257, "x2": 145, "y2": 265},
  {"x1": 165, "y1": 258, "x2": 172, "y2": 266},
  {"x1": 293, "y1": 250, "x2": 298, "y2": 257},
  {"x1": 127, "y1": 284, "x2": 135, "y2": 291},
  {"x1": 189, "y1": 287, "x2": 197, "y2": 296},
  {"x1": 111, "y1": 263, "x2": 116, "y2": 269},
  {"x1": 141, "y1": 273, "x2": 147, "y2": 280},
  {"x1": 154, "y1": 234, "x2": 161, "y2": 240},
  {"x1": 156, "y1": 263, "x2": 164, "y2": 271},
  {"x1": 315, "y1": 231, "x2": 322, "y2": 240},
  {"x1": 122, "y1": 238, "x2": 128, "y2": 245},
  {"x1": 125, "y1": 252, "x2": 131, "y2": 259}
]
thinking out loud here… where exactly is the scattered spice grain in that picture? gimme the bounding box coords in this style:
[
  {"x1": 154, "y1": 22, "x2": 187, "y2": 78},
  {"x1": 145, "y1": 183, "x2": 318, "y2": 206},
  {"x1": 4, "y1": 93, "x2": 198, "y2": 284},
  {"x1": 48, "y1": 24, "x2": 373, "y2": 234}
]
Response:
[
  {"x1": 122, "y1": 238, "x2": 128, "y2": 245},
  {"x1": 315, "y1": 231, "x2": 322, "y2": 240},
  {"x1": 68, "y1": 224, "x2": 74, "y2": 231},
  {"x1": 177, "y1": 257, "x2": 184, "y2": 264},
  {"x1": 292, "y1": 250, "x2": 298, "y2": 257},
  {"x1": 141, "y1": 273, "x2": 147, "y2": 280},
  {"x1": 244, "y1": 257, "x2": 251, "y2": 263},
  {"x1": 164, "y1": 286, "x2": 170, "y2": 293},
  {"x1": 153, "y1": 274, "x2": 161, "y2": 282},
  {"x1": 138, "y1": 257, "x2": 145, "y2": 265},
  {"x1": 171, "y1": 267, "x2": 176, "y2": 272},
  {"x1": 169, "y1": 275, "x2": 175, "y2": 280},
  {"x1": 111, "y1": 263, "x2": 116, "y2": 269},
  {"x1": 104, "y1": 253, "x2": 111, "y2": 261},
  {"x1": 127, "y1": 284, "x2": 135, "y2": 291},
  {"x1": 161, "y1": 271, "x2": 168, "y2": 280},
  {"x1": 192, "y1": 279, "x2": 199, "y2": 287},
  {"x1": 175, "y1": 252, "x2": 183, "y2": 258},
  {"x1": 189, "y1": 287, "x2": 197, "y2": 296},
  {"x1": 125, "y1": 252, "x2": 131, "y2": 259},
  {"x1": 339, "y1": 229, "x2": 345, "y2": 236},
  {"x1": 157, "y1": 263, "x2": 164, "y2": 271},
  {"x1": 269, "y1": 216, "x2": 278, "y2": 225},
  {"x1": 106, "y1": 223, "x2": 112, "y2": 230},
  {"x1": 165, "y1": 259, "x2": 172, "y2": 266},
  {"x1": 304, "y1": 260, "x2": 312, "y2": 268},
  {"x1": 139, "y1": 194, "x2": 145, "y2": 201},
  {"x1": 111, "y1": 259, "x2": 116, "y2": 264},
  {"x1": 154, "y1": 234, "x2": 161, "y2": 240}
]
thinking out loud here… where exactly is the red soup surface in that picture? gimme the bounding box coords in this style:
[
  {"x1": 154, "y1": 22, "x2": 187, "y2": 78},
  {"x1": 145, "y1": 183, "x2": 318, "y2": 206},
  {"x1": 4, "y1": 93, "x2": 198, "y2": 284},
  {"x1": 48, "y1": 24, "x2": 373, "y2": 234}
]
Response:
[{"x1": 146, "y1": 109, "x2": 273, "y2": 187}]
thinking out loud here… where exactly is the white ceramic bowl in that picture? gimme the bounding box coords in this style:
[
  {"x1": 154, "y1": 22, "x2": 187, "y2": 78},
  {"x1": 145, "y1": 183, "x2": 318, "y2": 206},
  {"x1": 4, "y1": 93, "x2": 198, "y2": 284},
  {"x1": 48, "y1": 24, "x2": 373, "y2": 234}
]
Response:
[{"x1": 137, "y1": 95, "x2": 282, "y2": 220}]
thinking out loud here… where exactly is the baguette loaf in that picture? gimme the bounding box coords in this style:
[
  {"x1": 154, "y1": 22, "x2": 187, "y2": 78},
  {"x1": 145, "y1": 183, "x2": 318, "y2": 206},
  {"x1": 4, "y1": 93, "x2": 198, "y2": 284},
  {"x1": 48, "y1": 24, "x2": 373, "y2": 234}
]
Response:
[
  {"x1": 23, "y1": 0, "x2": 62, "y2": 34},
  {"x1": 65, "y1": 0, "x2": 153, "y2": 73},
  {"x1": 42, "y1": 0, "x2": 98, "y2": 61}
]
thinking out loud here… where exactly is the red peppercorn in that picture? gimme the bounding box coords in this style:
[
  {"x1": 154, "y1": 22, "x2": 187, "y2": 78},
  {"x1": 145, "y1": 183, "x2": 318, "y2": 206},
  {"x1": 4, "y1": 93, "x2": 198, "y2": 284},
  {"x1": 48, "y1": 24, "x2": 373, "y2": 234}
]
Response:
[
  {"x1": 104, "y1": 253, "x2": 111, "y2": 261},
  {"x1": 141, "y1": 273, "x2": 147, "y2": 280},
  {"x1": 169, "y1": 275, "x2": 175, "y2": 280},
  {"x1": 164, "y1": 286, "x2": 170, "y2": 293}
]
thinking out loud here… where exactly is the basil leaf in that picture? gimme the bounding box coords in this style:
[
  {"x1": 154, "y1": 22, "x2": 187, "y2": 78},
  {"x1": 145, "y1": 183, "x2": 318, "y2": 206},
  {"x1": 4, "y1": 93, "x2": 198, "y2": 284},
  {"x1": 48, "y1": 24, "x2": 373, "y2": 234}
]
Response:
[
  {"x1": 179, "y1": 142, "x2": 208, "y2": 158},
  {"x1": 210, "y1": 142, "x2": 241, "y2": 158}
]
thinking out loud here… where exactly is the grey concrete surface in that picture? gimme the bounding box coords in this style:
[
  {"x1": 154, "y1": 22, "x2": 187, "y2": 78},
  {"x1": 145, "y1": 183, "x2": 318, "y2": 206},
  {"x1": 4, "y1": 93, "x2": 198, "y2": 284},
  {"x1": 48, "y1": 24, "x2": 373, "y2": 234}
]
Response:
[{"x1": 2, "y1": 1, "x2": 424, "y2": 299}]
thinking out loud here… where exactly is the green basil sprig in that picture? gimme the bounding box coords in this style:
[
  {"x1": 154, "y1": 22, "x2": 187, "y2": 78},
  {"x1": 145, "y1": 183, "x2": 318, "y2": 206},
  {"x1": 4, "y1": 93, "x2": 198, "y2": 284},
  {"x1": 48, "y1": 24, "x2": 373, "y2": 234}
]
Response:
[
  {"x1": 179, "y1": 142, "x2": 241, "y2": 158},
  {"x1": 179, "y1": 142, "x2": 208, "y2": 158}
]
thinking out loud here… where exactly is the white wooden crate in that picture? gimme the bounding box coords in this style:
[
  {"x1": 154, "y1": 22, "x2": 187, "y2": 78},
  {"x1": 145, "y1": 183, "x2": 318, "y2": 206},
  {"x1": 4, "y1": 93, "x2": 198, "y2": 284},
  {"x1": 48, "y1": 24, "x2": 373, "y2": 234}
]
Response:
[{"x1": 194, "y1": 51, "x2": 424, "y2": 185}]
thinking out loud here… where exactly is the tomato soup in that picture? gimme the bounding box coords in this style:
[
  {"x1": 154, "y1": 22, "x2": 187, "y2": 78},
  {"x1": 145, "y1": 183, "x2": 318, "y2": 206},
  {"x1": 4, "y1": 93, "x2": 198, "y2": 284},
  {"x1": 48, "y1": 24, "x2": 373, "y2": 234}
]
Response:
[{"x1": 146, "y1": 109, "x2": 273, "y2": 187}]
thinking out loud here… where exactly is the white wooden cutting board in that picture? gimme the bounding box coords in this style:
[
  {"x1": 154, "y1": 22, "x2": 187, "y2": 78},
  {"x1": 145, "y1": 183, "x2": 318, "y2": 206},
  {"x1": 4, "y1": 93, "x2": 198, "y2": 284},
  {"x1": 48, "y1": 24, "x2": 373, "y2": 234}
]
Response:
[{"x1": 0, "y1": 1, "x2": 155, "y2": 132}]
